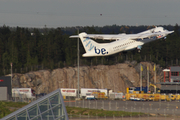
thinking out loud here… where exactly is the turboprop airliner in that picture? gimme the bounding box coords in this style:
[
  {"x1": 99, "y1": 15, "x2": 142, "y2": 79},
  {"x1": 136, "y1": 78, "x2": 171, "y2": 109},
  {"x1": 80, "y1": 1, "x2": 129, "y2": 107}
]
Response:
[{"x1": 70, "y1": 27, "x2": 174, "y2": 57}]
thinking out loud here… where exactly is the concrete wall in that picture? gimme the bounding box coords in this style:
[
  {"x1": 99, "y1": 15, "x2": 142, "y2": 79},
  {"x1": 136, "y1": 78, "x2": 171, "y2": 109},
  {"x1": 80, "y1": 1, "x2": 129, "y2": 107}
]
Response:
[{"x1": 0, "y1": 87, "x2": 7, "y2": 100}]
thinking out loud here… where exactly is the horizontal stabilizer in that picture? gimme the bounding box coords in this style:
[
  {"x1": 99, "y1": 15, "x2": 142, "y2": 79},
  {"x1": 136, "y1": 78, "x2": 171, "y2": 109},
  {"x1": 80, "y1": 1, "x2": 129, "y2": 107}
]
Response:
[{"x1": 69, "y1": 35, "x2": 79, "y2": 38}]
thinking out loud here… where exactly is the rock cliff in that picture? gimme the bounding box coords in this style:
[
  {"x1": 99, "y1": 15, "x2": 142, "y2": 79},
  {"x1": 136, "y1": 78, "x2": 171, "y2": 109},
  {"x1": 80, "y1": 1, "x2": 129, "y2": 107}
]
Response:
[{"x1": 10, "y1": 61, "x2": 164, "y2": 94}]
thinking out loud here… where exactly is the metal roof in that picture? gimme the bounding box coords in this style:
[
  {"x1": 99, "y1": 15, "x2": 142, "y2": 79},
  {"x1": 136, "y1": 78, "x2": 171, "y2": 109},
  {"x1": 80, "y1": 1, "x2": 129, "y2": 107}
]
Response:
[
  {"x1": 170, "y1": 66, "x2": 180, "y2": 72},
  {"x1": 161, "y1": 84, "x2": 180, "y2": 90},
  {"x1": 1, "y1": 89, "x2": 69, "y2": 120}
]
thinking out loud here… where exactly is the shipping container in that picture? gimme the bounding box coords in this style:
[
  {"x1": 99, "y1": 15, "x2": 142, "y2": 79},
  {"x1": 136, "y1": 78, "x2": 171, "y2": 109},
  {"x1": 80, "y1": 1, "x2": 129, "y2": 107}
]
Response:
[
  {"x1": 61, "y1": 88, "x2": 77, "y2": 97},
  {"x1": 109, "y1": 92, "x2": 124, "y2": 100},
  {"x1": 80, "y1": 88, "x2": 108, "y2": 98},
  {"x1": 12, "y1": 88, "x2": 35, "y2": 99}
]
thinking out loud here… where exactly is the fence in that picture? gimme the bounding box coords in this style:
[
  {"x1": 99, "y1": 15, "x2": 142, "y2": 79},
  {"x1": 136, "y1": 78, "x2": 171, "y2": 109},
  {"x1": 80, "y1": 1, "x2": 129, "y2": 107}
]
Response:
[
  {"x1": 11, "y1": 91, "x2": 36, "y2": 103},
  {"x1": 64, "y1": 98, "x2": 180, "y2": 120},
  {"x1": 8, "y1": 94, "x2": 180, "y2": 120}
]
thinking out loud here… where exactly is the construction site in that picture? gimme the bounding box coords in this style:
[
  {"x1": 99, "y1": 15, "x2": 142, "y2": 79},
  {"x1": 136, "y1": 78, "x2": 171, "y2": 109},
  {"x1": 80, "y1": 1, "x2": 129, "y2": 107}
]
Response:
[{"x1": 125, "y1": 66, "x2": 180, "y2": 101}]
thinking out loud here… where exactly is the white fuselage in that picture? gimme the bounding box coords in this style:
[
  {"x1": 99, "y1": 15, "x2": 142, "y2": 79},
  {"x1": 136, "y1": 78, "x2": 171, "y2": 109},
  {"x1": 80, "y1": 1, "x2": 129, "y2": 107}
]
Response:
[{"x1": 82, "y1": 35, "x2": 158, "y2": 57}]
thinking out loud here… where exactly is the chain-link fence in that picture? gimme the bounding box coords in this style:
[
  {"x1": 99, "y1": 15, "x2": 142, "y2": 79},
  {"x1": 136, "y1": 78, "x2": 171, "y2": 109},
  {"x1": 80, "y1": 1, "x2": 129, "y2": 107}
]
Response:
[{"x1": 64, "y1": 98, "x2": 180, "y2": 120}]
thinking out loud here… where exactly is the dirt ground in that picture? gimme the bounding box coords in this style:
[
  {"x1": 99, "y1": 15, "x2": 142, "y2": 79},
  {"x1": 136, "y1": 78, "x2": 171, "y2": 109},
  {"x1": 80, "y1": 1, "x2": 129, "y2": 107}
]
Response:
[{"x1": 69, "y1": 116, "x2": 180, "y2": 120}]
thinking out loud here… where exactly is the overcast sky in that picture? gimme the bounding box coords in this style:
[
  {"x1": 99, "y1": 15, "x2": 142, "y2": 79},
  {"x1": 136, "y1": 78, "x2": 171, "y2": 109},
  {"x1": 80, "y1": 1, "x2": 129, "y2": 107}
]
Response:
[{"x1": 0, "y1": 0, "x2": 180, "y2": 28}]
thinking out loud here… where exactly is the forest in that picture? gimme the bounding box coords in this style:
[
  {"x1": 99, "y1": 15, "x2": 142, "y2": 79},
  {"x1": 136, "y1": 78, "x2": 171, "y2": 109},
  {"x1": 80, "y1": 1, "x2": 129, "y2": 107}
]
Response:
[{"x1": 0, "y1": 24, "x2": 179, "y2": 75}]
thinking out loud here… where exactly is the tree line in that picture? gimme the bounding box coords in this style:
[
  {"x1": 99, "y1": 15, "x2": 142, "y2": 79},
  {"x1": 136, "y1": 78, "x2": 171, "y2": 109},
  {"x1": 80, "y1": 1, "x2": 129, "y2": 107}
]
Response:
[{"x1": 0, "y1": 24, "x2": 179, "y2": 75}]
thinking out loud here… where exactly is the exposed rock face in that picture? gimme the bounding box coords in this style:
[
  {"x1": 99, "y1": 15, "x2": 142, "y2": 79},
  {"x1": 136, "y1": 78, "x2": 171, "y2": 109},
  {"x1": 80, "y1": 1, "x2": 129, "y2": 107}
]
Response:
[{"x1": 10, "y1": 62, "x2": 163, "y2": 94}]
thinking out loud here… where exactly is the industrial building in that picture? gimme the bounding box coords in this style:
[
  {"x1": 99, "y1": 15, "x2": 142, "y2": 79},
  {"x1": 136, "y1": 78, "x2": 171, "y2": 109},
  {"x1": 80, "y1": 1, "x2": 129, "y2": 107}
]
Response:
[
  {"x1": 161, "y1": 66, "x2": 180, "y2": 94},
  {"x1": 163, "y1": 66, "x2": 180, "y2": 82},
  {"x1": 0, "y1": 76, "x2": 12, "y2": 100}
]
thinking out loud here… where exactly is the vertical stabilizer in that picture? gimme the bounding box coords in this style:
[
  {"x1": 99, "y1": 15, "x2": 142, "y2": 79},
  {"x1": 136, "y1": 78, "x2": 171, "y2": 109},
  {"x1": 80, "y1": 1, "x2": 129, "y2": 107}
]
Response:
[{"x1": 79, "y1": 32, "x2": 100, "y2": 53}]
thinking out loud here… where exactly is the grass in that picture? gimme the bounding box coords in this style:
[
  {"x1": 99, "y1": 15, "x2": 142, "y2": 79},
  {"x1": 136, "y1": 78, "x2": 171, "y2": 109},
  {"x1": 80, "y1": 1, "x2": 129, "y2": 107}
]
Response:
[
  {"x1": 0, "y1": 101, "x2": 145, "y2": 119},
  {"x1": 66, "y1": 106, "x2": 144, "y2": 118},
  {"x1": 0, "y1": 101, "x2": 28, "y2": 118}
]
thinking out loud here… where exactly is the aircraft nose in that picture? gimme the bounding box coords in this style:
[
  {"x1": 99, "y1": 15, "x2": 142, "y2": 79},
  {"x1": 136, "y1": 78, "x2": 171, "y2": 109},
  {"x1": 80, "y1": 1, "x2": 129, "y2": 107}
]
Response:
[
  {"x1": 169, "y1": 31, "x2": 174, "y2": 34},
  {"x1": 165, "y1": 31, "x2": 174, "y2": 35}
]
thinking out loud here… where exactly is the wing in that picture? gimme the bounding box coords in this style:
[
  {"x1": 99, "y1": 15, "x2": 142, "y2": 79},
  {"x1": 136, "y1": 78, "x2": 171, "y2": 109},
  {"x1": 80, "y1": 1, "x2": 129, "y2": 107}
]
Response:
[
  {"x1": 84, "y1": 33, "x2": 126, "y2": 40},
  {"x1": 70, "y1": 32, "x2": 162, "y2": 41},
  {"x1": 84, "y1": 32, "x2": 162, "y2": 41},
  {"x1": 130, "y1": 33, "x2": 164, "y2": 40}
]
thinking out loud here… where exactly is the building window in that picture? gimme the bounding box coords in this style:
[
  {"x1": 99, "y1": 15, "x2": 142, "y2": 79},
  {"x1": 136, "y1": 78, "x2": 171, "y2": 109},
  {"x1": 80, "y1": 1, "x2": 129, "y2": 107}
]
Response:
[
  {"x1": 173, "y1": 80, "x2": 180, "y2": 82},
  {"x1": 171, "y1": 72, "x2": 178, "y2": 76}
]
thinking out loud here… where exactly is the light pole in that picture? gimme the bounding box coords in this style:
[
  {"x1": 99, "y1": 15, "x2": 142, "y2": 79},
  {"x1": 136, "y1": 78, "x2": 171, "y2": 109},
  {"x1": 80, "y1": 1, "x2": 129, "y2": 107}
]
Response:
[
  {"x1": 10, "y1": 62, "x2": 13, "y2": 99},
  {"x1": 77, "y1": 28, "x2": 80, "y2": 99},
  {"x1": 147, "y1": 66, "x2": 149, "y2": 93},
  {"x1": 140, "y1": 63, "x2": 142, "y2": 92}
]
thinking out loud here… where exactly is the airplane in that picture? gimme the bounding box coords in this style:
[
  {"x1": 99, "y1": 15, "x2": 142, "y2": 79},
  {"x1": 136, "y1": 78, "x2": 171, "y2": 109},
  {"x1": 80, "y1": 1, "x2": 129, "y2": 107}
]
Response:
[{"x1": 70, "y1": 27, "x2": 174, "y2": 57}]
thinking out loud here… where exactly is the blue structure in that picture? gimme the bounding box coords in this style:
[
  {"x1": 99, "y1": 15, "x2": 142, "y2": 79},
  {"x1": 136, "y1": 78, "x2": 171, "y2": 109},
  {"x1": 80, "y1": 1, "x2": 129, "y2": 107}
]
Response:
[
  {"x1": 134, "y1": 86, "x2": 148, "y2": 93},
  {"x1": 129, "y1": 86, "x2": 148, "y2": 93}
]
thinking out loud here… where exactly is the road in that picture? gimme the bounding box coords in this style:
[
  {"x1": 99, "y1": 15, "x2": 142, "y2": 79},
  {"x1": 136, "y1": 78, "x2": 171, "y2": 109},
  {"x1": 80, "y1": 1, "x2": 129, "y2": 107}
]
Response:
[{"x1": 65, "y1": 100, "x2": 180, "y2": 115}]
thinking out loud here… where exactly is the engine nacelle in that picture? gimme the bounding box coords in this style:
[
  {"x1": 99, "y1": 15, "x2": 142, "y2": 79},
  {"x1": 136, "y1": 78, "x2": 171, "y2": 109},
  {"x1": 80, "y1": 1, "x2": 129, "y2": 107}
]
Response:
[
  {"x1": 137, "y1": 45, "x2": 142, "y2": 50},
  {"x1": 137, "y1": 45, "x2": 142, "y2": 52}
]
